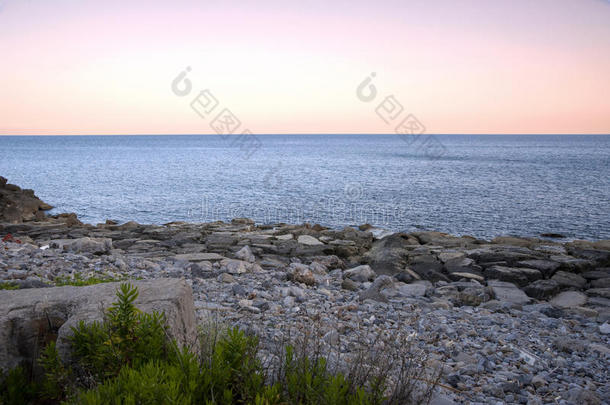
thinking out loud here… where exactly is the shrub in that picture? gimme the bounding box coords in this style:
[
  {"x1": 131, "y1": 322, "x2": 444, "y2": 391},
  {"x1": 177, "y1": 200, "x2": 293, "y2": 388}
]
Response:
[
  {"x1": 0, "y1": 282, "x2": 19, "y2": 290},
  {"x1": 0, "y1": 283, "x2": 440, "y2": 404},
  {"x1": 38, "y1": 341, "x2": 71, "y2": 401},
  {"x1": 69, "y1": 283, "x2": 171, "y2": 380},
  {"x1": 0, "y1": 366, "x2": 37, "y2": 405}
]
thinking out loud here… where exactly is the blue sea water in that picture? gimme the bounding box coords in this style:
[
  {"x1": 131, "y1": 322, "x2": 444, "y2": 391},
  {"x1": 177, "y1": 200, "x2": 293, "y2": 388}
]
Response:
[{"x1": 0, "y1": 134, "x2": 608, "y2": 240}]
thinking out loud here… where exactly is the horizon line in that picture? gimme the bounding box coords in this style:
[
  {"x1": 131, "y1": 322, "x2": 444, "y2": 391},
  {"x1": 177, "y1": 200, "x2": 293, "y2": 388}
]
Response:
[{"x1": 1, "y1": 133, "x2": 610, "y2": 137}]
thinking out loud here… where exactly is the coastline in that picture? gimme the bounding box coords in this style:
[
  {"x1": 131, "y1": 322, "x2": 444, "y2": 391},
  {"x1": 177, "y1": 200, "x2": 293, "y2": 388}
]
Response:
[{"x1": 2, "y1": 178, "x2": 610, "y2": 403}]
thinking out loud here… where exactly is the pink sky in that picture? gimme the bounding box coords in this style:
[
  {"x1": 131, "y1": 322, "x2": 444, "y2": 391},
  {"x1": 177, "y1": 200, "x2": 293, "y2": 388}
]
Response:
[{"x1": 1, "y1": 0, "x2": 609, "y2": 134}]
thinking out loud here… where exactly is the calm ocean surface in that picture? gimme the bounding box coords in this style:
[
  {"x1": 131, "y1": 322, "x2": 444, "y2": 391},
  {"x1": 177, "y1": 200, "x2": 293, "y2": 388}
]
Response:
[{"x1": 0, "y1": 135, "x2": 608, "y2": 240}]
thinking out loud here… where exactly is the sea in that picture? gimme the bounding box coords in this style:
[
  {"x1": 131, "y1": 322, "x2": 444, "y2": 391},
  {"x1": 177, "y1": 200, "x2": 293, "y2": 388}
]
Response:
[{"x1": 0, "y1": 134, "x2": 608, "y2": 240}]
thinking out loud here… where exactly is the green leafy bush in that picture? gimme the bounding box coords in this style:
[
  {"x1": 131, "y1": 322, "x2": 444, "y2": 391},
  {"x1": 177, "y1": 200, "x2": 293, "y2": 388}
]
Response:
[
  {"x1": 38, "y1": 341, "x2": 71, "y2": 401},
  {"x1": 0, "y1": 283, "x2": 440, "y2": 404},
  {"x1": 0, "y1": 282, "x2": 19, "y2": 290},
  {"x1": 70, "y1": 283, "x2": 171, "y2": 380},
  {"x1": 0, "y1": 366, "x2": 37, "y2": 405}
]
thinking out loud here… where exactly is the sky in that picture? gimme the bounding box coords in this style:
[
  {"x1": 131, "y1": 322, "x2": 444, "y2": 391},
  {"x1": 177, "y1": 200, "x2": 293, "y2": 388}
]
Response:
[{"x1": 0, "y1": 0, "x2": 609, "y2": 135}]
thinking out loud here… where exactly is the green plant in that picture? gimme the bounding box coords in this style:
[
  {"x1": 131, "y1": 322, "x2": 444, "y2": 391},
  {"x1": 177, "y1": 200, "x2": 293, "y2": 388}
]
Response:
[
  {"x1": 72, "y1": 359, "x2": 198, "y2": 405},
  {"x1": 54, "y1": 272, "x2": 126, "y2": 287},
  {"x1": 38, "y1": 341, "x2": 71, "y2": 401},
  {"x1": 0, "y1": 366, "x2": 37, "y2": 405},
  {"x1": 196, "y1": 327, "x2": 265, "y2": 404},
  {"x1": 70, "y1": 283, "x2": 171, "y2": 380},
  {"x1": 0, "y1": 281, "x2": 19, "y2": 290},
  {"x1": 0, "y1": 283, "x2": 440, "y2": 405}
]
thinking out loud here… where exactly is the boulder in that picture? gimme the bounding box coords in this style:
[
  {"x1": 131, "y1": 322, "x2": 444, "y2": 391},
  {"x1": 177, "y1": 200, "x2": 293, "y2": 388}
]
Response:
[
  {"x1": 551, "y1": 271, "x2": 587, "y2": 289},
  {"x1": 438, "y1": 251, "x2": 466, "y2": 263},
  {"x1": 0, "y1": 177, "x2": 54, "y2": 224},
  {"x1": 550, "y1": 291, "x2": 587, "y2": 308},
  {"x1": 359, "y1": 275, "x2": 394, "y2": 302},
  {"x1": 50, "y1": 237, "x2": 113, "y2": 255},
  {"x1": 0, "y1": 279, "x2": 197, "y2": 372},
  {"x1": 395, "y1": 282, "x2": 428, "y2": 297},
  {"x1": 484, "y1": 265, "x2": 542, "y2": 287},
  {"x1": 523, "y1": 280, "x2": 560, "y2": 300},
  {"x1": 341, "y1": 278, "x2": 359, "y2": 291},
  {"x1": 466, "y1": 247, "x2": 537, "y2": 265},
  {"x1": 409, "y1": 255, "x2": 449, "y2": 282},
  {"x1": 549, "y1": 255, "x2": 593, "y2": 272},
  {"x1": 436, "y1": 283, "x2": 492, "y2": 307},
  {"x1": 458, "y1": 286, "x2": 492, "y2": 306},
  {"x1": 516, "y1": 259, "x2": 560, "y2": 277},
  {"x1": 297, "y1": 235, "x2": 324, "y2": 246},
  {"x1": 582, "y1": 269, "x2": 610, "y2": 280},
  {"x1": 443, "y1": 257, "x2": 476, "y2": 271},
  {"x1": 410, "y1": 231, "x2": 472, "y2": 247},
  {"x1": 364, "y1": 233, "x2": 417, "y2": 275},
  {"x1": 586, "y1": 288, "x2": 610, "y2": 299},
  {"x1": 343, "y1": 265, "x2": 376, "y2": 282},
  {"x1": 488, "y1": 280, "x2": 531, "y2": 305},
  {"x1": 235, "y1": 245, "x2": 255, "y2": 263},
  {"x1": 220, "y1": 259, "x2": 250, "y2": 274},
  {"x1": 591, "y1": 278, "x2": 610, "y2": 288}
]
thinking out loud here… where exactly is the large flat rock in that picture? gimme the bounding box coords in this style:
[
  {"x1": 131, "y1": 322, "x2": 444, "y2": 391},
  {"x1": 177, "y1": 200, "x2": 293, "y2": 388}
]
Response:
[
  {"x1": 488, "y1": 280, "x2": 532, "y2": 305},
  {"x1": 0, "y1": 279, "x2": 197, "y2": 372},
  {"x1": 175, "y1": 252, "x2": 226, "y2": 262}
]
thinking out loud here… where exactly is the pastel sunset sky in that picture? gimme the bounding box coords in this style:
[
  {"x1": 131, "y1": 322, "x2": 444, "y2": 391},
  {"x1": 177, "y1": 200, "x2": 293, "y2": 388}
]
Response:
[{"x1": 1, "y1": 0, "x2": 609, "y2": 135}]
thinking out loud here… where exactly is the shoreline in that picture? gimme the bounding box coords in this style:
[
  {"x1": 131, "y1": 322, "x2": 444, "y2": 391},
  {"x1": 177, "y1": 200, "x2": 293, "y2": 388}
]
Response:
[
  {"x1": 1, "y1": 217, "x2": 609, "y2": 403},
  {"x1": 2, "y1": 178, "x2": 610, "y2": 403}
]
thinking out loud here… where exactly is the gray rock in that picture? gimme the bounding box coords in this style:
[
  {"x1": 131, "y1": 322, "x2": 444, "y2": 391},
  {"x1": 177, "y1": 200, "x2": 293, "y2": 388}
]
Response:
[
  {"x1": 549, "y1": 255, "x2": 593, "y2": 271},
  {"x1": 516, "y1": 259, "x2": 560, "y2": 277},
  {"x1": 220, "y1": 259, "x2": 249, "y2": 274},
  {"x1": 409, "y1": 255, "x2": 448, "y2": 282},
  {"x1": 550, "y1": 291, "x2": 587, "y2": 308},
  {"x1": 359, "y1": 275, "x2": 393, "y2": 302},
  {"x1": 411, "y1": 231, "x2": 471, "y2": 247},
  {"x1": 388, "y1": 282, "x2": 427, "y2": 298},
  {"x1": 341, "y1": 278, "x2": 359, "y2": 291},
  {"x1": 586, "y1": 288, "x2": 610, "y2": 299},
  {"x1": 297, "y1": 235, "x2": 324, "y2": 246},
  {"x1": 448, "y1": 271, "x2": 485, "y2": 282},
  {"x1": 485, "y1": 265, "x2": 542, "y2": 287},
  {"x1": 235, "y1": 245, "x2": 255, "y2": 263},
  {"x1": 175, "y1": 252, "x2": 226, "y2": 262},
  {"x1": 364, "y1": 233, "x2": 416, "y2": 275},
  {"x1": 591, "y1": 278, "x2": 610, "y2": 288},
  {"x1": 51, "y1": 237, "x2": 113, "y2": 254},
  {"x1": 599, "y1": 322, "x2": 610, "y2": 334},
  {"x1": 523, "y1": 279, "x2": 560, "y2": 300},
  {"x1": 0, "y1": 279, "x2": 196, "y2": 371},
  {"x1": 343, "y1": 265, "x2": 376, "y2": 282},
  {"x1": 188, "y1": 261, "x2": 214, "y2": 278},
  {"x1": 567, "y1": 388, "x2": 601, "y2": 405},
  {"x1": 438, "y1": 251, "x2": 465, "y2": 263},
  {"x1": 458, "y1": 285, "x2": 492, "y2": 306},
  {"x1": 582, "y1": 269, "x2": 610, "y2": 280},
  {"x1": 551, "y1": 271, "x2": 587, "y2": 289},
  {"x1": 488, "y1": 280, "x2": 531, "y2": 305},
  {"x1": 218, "y1": 273, "x2": 235, "y2": 283}
]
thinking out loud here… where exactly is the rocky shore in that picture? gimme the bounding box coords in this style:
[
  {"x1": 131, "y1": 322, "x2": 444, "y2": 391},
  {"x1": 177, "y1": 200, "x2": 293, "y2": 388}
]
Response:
[{"x1": 1, "y1": 177, "x2": 609, "y2": 404}]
